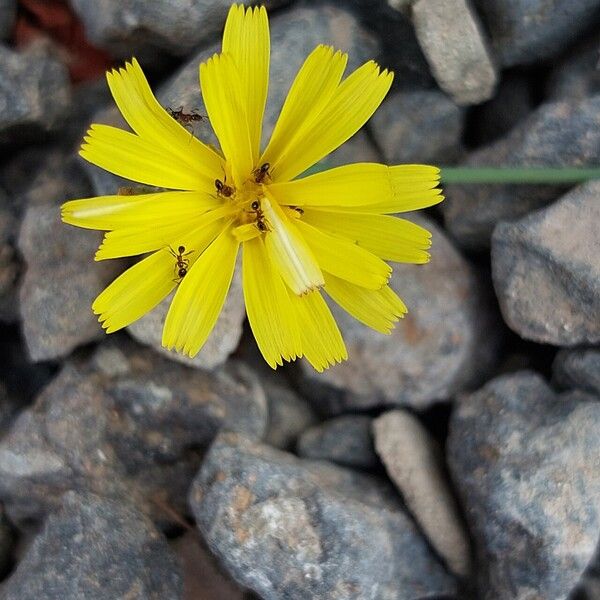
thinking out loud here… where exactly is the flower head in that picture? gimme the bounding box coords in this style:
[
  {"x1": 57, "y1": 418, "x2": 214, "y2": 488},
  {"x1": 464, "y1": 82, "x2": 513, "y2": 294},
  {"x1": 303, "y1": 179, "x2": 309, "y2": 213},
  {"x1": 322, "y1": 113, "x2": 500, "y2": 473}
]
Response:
[{"x1": 62, "y1": 4, "x2": 443, "y2": 372}]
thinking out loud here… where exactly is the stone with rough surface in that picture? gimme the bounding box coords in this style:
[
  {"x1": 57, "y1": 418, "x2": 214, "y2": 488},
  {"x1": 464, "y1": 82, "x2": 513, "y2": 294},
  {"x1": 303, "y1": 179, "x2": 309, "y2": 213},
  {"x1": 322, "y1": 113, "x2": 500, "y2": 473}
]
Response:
[
  {"x1": 190, "y1": 432, "x2": 457, "y2": 600},
  {"x1": 412, "y1": 0, "x2": 497, "y2": 105},
  {"x1": 0, "y1": 42, "x2": 70, "y2": 143},
  {"x1": 263, "y1": 380, "x2": 317, "y2": 450},
  {"x1": 547, "y1": 35, "x2": 600, "y2": 101},
  {"x1": 70, "y1": 0, "x2": 288, "y2": 59},
  {"x1": 18, "y1": 204, "x2": 120, "y2": 362},
  {"x1": 0, "y1": 342, "x2": 266, "y2": 526},
  {"x1": 1, "y1": 491, "x2": 182, "y2": 599},
  {"x1": 297, "y1": 415, "x2": 379, "y2": 470},
  {"x1": 474, "y1": 0, "x2": 600, "y2": 67},
  {"x1": 373, "y1": 410, "x2": 472, "y2": 577},
  {"x1": 443, "y1": 95, "x2": 600, "y2": 249},
  {"x1": 492, "y1": 182, "x2": 600, "y2": 345},
  {"x1": 448, "y1": 371, "x2": 600, "y2": 599},
  {"x1": 553, "y1": 348, "x2": 600, "y2": 397},
  {"x1": 370, "y1": 89, "x2": 464, "y2": 163},
  {"x1": 299, "y1": 215, "x2": 499, "y2": 413}
]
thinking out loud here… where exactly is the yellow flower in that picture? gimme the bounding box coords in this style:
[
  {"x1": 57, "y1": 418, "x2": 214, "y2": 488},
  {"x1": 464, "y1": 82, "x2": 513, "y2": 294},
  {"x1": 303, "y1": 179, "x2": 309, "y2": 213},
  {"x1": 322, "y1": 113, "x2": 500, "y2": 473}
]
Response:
[{"x1": 61, "y1": 4, "x2": 443, "y2": 372}]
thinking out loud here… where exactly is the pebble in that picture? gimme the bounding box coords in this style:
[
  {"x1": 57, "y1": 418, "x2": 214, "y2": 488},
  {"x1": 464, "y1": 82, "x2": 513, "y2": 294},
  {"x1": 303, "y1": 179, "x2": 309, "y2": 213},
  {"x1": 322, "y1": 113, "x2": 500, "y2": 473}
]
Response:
[
  {"x1": 18, "y1": 204, "x2": 120, "y2": 362},
  {"x1": 70, "y1": 0, "x2": 286, "y2": 60},
  {"x1": 0, "y1": 342, "x2": 267, "y2": 526},
  {"x1": 473, "y1": 0, "x2": 600, "y2": 67},
  {"x1": 1, "y1": 491, "x2": 183, "y2": 599},
  {"x1": 412, "y1": 0, "x2": 497, "y2": 105},
  {"x1": 262, "y1": 379, "x2": 317, "y2": 450},
  {"x1": 547, "y1": 34, "x2": 600, "y2": 101},
  {"x1": 370, "y1": 89, "x2": 464, "y2": 163},
  {"x1": 443, "y1": 94, "x2": 600, "y2": 249},
  {"x1": 447, "y1": 371, "x2": 600, "y2": 598},
  {"x1": 553, "y1": 348, "x2": 600, "y2": 397},
  {"x1": 190, "y1": 432, "x2": 457, "y2": 600},
  {"x1": 297, "y1": 415, "x2": 379, "y2": 470},
  {"x1": 492, "y1": 182, "x2": 600, "y2": 345},
  {"x1": 373, "y1": 410, "x2": 472, "y2": 577},
  {"x1": 0, "y1": 42, "x2": 71, "y2": 144},
  {"x1": 300, "y1": 215, "x2": 500, "y2": 413}
]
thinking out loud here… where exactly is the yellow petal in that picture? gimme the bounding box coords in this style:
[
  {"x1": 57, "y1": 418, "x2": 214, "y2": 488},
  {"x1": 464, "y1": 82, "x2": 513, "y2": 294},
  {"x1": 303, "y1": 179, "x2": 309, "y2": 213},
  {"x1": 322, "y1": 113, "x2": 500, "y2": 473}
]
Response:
[
  {"x1": 271, "y1": 163, "x2": 442, "y2": 211},
  {"x1": 95, "y1": 205, "x2": 233, "y2": 260},
  {"x1": 301, "y1": 209, "x2": 432, "y2": 264},
  {"x1": 290, "y1": 290, "x2": 347, "y2": 372},
  {"x1": 295, "y1": 219, "x2": 391, "y2": 289},
  {"x1": 243, "y1": 236, "x2": 302, "y2": 368},
  {"x1": 269, "y1": 60, "x2": 393, "y2": 182},
  {"x1": 62, "y1": 191, "x2": 219, "y2": 231},
  {"x1": 199, "y1": 53, "x2": 253, "y2": 187},
  {"x1": 223, "y1": 5, "x2": 269, "y2": 161},
  {"x1": 80, "y1": 125, "x2": 208, "y2": 190},
  {"x1": 324, "y1": 273, "x2": 407, "y2": 334},
  {"x1": 162, "y1": 225, "x2": 239, "y2": 357},
  {"x1": 93, "y1": 248, "x2": 176, "y2": 333},
  {"x1": 261, "y1": 45, "x2": 347, "y2": 179},
  {"x1": 106, "y1": 58, "x2": 221, "y2": 185},
  {"x1": 260, "y1": 193, "x2": 324, "y2": 295}
]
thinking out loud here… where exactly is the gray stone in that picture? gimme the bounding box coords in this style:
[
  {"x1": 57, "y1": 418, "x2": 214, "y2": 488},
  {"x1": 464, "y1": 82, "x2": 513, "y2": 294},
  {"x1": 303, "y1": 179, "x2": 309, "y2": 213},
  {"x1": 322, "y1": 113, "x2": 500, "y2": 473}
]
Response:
[
  {"x1": 263, "y1": 379, "x2": 317, "y2": 450},
  {"x1": 1, "y1": 491, "x2": 182, "y2": 600},
  {"x1": 492, "y1": 182, "x2": 600, "y2": 345},
  {"x1": 547, "y1": 35, "x2": 600, "y2": 102},
  {"x1": 0, "y1": 41, "x2": 71, "y2": 143},
  {"x1": 412, "y1": 0, "x2": 497, "y2": 105},
  {"x1": 370, "y1": 89, "x2": 464, "y2": 163},
  {"x1": 447, "y1": 371, "x2": 600, "y2": 599},
  {"x1": 128, "y1": 266, "x2": 245, "y2": 371},
  {"x1": 0, "y1": 0, "x2": 15, "y2": 40},
  {"x1": 300, "y1": 215, "x2": 500, "y2": 413},
  {"x1": 443, "y1": 95, "x2": 600, "y2": 249},
  {"x1": 18, "y1": 204, "x2": 121, "y2": 362},
  {"x1": 171, "y1": 531, "x2": 247, "y2": 600},
  {"x1": 474, "y1": 0, "x2": 600, "y2": 67},
  {"x1": 297, "y1": 415, "x2": 379, "y2": 470},
  {"x1": 553, "y1": 348, "x2": 600, "y2": 397},
  {"x1": 70, "y1": 0, "x2": 286, "y2": 60},
  {"x1": 190, "y1": 432, "x2": 457, "y2": 599},
  {"x1": 0, "y1": 342, "x2": 267, "y2": 526},
  {"x1": 373, "y1": 410, "x2": 472, "y2": 577}
]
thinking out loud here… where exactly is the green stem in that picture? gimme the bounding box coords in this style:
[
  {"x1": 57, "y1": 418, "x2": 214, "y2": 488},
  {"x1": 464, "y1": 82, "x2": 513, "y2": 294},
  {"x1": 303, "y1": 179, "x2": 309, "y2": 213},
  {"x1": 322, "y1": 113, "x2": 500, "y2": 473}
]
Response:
[{"x1": 441, "y1": 167, "x2": 600, "y2": 184}]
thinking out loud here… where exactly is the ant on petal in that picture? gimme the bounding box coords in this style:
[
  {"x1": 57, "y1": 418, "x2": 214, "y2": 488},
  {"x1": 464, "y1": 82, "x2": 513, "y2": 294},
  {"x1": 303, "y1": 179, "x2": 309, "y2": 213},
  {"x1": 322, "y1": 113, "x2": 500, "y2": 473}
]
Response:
[{"x1": 169, "y1": 245, "x2": 193, "y2": 282}]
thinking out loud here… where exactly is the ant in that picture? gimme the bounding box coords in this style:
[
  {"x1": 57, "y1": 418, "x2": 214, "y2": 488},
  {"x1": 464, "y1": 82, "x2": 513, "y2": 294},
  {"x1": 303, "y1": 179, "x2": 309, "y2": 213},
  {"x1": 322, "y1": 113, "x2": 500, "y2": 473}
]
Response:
[
  {"x1": 166, "y1": 106, "x2": 207, "y2": 130},
  {"x1": 252, "y1": 162, "x2": 271, "y2": 184},
  {"x1": 215, "y1": 176, "x2": 235, "y2": 198},
  {"x1": 169, "y1": 245, "x2": 193, "y2": 282},
  {"x1": 249, "y1": 199, "x2": 269, "y2": 232}
]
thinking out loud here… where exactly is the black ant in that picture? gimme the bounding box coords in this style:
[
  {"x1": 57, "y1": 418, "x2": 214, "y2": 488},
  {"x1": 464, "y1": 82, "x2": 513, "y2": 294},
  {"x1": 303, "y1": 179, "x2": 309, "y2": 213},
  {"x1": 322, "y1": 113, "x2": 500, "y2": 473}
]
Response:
[
  {"x1": 249, "y1": 199, "x2": 269, "y2": 232},
  {"x1": 166, "y1": 106, "x2": 207, "y2": 131},
  {"x1": 215, "y1": 176, "x2": 235, "y2": 198},
  {"x1": 253, "y1": 162, "x2": 271, "y2": 184},
  {"x1": 169, "y1": 245, "x2": 193, "y2": 282}
]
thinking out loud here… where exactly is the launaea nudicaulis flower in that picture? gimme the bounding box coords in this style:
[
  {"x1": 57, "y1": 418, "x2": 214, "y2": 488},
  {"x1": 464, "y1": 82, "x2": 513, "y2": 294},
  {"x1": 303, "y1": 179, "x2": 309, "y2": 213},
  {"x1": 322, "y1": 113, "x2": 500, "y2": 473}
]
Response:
[{"x1": 62, "y1": 4, "x2": 443, "y2": 372}]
